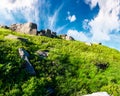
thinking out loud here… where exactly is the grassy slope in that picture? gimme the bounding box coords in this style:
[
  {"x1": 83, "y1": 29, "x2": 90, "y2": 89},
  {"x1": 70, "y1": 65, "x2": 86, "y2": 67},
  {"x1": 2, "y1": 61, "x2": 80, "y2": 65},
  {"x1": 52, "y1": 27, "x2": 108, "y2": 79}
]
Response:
[{"x1": 0, "y1": 28, "x2": 120, "y2": 96}]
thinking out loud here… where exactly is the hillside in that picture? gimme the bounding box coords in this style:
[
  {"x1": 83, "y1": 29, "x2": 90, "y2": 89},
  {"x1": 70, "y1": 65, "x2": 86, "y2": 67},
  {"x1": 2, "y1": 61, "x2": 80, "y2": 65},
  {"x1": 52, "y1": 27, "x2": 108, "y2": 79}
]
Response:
[{"x1": 0, "y1": 28, "x2": 120, "y2": 96}]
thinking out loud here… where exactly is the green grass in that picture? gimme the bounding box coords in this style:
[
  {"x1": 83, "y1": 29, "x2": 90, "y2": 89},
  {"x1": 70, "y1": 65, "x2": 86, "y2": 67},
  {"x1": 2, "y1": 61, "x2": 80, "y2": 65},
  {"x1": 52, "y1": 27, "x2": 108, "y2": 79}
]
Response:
[{"x1": 0, "y1": 28, "x2": 120, "y2": 96}]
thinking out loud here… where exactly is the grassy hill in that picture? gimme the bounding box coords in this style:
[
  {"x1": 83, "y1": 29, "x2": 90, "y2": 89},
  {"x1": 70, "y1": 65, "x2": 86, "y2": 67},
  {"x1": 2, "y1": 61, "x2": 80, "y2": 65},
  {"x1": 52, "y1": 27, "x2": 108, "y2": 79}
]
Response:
[{"x1": 0, "y1": 28, "x2": 120, "y2": 96}]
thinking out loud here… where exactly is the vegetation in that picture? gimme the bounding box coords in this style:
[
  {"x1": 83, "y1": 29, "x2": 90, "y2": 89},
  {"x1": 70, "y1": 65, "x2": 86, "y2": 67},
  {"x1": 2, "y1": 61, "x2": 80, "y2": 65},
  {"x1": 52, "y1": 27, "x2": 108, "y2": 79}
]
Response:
[{"x1": 0, "y1": 28, "x2": 120, "y2": 96}]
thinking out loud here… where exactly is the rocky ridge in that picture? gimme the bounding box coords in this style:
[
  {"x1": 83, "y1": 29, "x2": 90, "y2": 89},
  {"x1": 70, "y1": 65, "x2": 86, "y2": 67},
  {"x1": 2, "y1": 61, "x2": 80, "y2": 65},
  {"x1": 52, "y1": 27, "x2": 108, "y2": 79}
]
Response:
[{"x1": 0, "y1": 22, "x2": 74, "y2": 41}]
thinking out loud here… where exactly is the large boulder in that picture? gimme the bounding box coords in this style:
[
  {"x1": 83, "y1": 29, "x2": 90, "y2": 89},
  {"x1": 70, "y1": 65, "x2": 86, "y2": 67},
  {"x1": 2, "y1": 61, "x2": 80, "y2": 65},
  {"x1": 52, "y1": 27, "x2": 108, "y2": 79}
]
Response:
[
  {"x1": 10, "y1": 22, "x2": 37, "y2": 35},
  {"x1": 45, "y1": 29, "x2": 52, "y2": 37},
  {"x1": 18, "y1": 48, "x2": 36, "y2": 75},
  {"x1": 37, "y1": 29, "x2": 57, "y2": 38}
]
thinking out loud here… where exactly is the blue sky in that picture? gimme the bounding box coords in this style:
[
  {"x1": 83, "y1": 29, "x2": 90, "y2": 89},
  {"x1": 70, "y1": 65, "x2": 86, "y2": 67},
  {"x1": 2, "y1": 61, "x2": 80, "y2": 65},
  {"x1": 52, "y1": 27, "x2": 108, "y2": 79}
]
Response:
[{"x1": 0, "y1": 0, "x2": 120, "y2": 50}]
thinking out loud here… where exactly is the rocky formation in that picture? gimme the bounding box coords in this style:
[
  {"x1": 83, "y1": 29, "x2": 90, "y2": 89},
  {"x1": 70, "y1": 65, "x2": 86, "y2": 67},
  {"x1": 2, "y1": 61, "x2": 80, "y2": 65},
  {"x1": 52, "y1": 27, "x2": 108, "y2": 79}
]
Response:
[
  {"x1": 37, "y1": 29, "x2": 57, "y2": 38},
  {"x1": 0, "y1": 22, "x2": 75, "y2": 41},
  {"x1": 18, "y1": 48, "x2": 36, "y2": 75},
  {"x1": 83, "y1": 92, "x2": 110, "y2": 96},
  {"x1": 10, "y1": 22, "x2": 37, "y2": 35},
  {"x1": 60, "y1": 34, "x2": 74, "y2": 40}
]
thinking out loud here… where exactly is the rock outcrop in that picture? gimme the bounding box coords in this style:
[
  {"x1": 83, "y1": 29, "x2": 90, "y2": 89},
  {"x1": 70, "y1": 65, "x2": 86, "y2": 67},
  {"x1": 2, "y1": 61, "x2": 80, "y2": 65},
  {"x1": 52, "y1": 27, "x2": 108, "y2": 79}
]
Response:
[
  {"x1": 10, "y1": 22, "x2": 37, "y2": 35},
  {"x1": 83, "y1": 92, "x2": 110, "y2": 96},
  {"x1": 1, "y1": 22, "x2": 75, "y2": 41},
  {"x1": 60, "y1": 34, "x2": 74, "y2": 40},
  {"x1": 38, "y1": 29, "x2": 57, "y2": 38},
  {"x1": 5, "y1": 34, "x2": 28, "y2": 42},
  {"x1": 18, "y1": 48, "x2": 36, "y2": 75},
  {"x1": 36, "y1": 50, "x2": 49, "y2": 58}
]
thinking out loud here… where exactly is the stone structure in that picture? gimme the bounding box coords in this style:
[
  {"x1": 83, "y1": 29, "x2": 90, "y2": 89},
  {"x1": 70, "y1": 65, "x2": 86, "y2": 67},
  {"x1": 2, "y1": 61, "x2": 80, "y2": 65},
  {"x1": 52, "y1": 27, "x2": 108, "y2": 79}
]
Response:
[{"x1": 10, "y1": 22, "x2": 37, "y2": 35}]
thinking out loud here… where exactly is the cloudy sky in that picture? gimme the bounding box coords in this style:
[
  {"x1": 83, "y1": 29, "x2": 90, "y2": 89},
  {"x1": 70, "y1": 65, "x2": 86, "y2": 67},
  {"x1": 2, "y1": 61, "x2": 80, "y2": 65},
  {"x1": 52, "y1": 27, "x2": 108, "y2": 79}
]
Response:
[{"x1": 0, "y1": 0, "x2": 120, "y2": 50}]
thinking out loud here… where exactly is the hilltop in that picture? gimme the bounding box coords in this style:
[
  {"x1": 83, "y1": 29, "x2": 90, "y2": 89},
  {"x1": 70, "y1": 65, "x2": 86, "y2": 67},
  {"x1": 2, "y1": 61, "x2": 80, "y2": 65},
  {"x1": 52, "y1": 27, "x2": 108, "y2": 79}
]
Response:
[{"x1": 0, "y1": 26, "x2": 120, "y2": 96}]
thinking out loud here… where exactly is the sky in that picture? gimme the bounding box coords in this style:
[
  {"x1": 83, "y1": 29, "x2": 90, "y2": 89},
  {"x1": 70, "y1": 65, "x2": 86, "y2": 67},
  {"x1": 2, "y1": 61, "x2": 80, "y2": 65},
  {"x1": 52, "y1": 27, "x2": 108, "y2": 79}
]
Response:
[{"x1": 0, "y1": 0, "x2": 120, "y2": 50}]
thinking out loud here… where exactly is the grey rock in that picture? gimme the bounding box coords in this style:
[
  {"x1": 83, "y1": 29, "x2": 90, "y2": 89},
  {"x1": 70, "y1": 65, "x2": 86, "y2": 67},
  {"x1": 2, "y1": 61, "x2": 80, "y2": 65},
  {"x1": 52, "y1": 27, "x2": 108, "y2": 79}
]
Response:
[
  {"x1": 37, "y1": 29, "x2": 57, "y2": 38},
  {"x1": 37, "y1": 30, "x2": 45, "y2": 36},
  {"x1": 66, "y1": 36, "x2": 74, "y2": 40},
  {"x1": 10, "y1": 22, "x2": 37, "y2": 35},
  {"x1": 51, "y1": 32, "x2": 57, "y2": 38},
  {"x1": 45, "y1": 29, "x2": 52, "y2": 37},
  {"x1": 36, "y1": 50, "x2": 49, "y2": 58},
  {"x1": 60, "y1": 34, "x2": 67, "y2": 39},
  {"x1": 5, "y1": 34, "x2": 28, "y2": 42},
  {"x1": 85, "y1": 42, "x2": 92, "y2": 46},
  {"x1": 83, "y1": 92, "x2": 110, "y2": 96},
  {"x1": 60, "y1": 34, "x2": 74, "y2": 40},
  {"x1": 18, "y1": 48, "x2": 36, "y2": 75}
]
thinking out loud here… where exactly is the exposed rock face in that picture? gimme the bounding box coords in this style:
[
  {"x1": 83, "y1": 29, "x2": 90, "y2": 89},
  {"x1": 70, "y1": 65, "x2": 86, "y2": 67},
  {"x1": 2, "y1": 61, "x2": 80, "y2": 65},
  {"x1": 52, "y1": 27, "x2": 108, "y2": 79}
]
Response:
[
  {"x1": 38, "y1": 29, "x2": 57, "y2": 38},
  {"x1": 60, "y1": 34, "x2": 74, "y2": 40},
  {"x1": 83, "y1": 92, "x2": 110, "y2": 96},
  {"x1": 10, "y1": 22, "x2": 37, "y2": 35},
  {"x1": 0, "y1": 24, "x2": 9, "y2": 29},
  {"x1": 18, "y1": 48, "x2": 36, "y2": 75}
]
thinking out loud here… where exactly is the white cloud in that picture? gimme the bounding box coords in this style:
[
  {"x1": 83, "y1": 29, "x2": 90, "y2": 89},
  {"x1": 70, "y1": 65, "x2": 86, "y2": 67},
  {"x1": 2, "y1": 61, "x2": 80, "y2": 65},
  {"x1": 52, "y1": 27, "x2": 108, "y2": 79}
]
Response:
[
  {"x1": 67, "y1": 12, "x2": 76, "y2": 22},
  {"x1": 0, "y1": 0, "x2": 40, "y2": 26},
  {"x1": 84, "y1": 0, "x2": 120, "y2": 42},
  {"x1": 0, "y1": 0, "x2": 65, "y2": 32},
  {"x1": 67, "y1": 29, "x2": 89, "y2": 41},
  {"x1": 48, "y1": 4, "x2": 63, "y2": 31}
]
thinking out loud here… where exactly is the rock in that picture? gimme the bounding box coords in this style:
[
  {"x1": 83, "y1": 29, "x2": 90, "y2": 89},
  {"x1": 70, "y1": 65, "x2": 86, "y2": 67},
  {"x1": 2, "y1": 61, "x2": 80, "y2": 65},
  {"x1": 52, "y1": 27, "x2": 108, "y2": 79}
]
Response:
[
  {"x1": 0, "y1": 24, "x2": 9, "y2": 29},
  {"x1": 18, "y1": 48, "x2": 30, "y2": 60},
  {"x1": 60, "y1": 34, "x2": 67, "y2": 39},
  {"x1": 5, "y1": 34, "x2": 28, "y2": 42},
  {"x1": 66, "y1": 35, "x2": 74, "y2": 40},
  {"x1": 18, "y1": 48, "x2": 36, "y2": 75},
  {"x1": 83, "y1": 92, "x2": 110, "y2": 96},
  {"x1": 36, "y1": 50, "x2": 49, "y2": 58},
  {"x1": 37, "y1": 29, "x2": 57, "y2": 38},
  {"x1": 93, "y1": 42, "x2": 102, "y2": 45},
  {"x1": 85, "y1": 42, "x2": 92, "y2": 46},
  {"x1": 5, "y1": 34, "x2": 18, "y2": 39},
  {"x1": 51, "y1": 32, "x2": 57, "y2": 38},
  {"x1": 45, "y1": 29, "x2": 52, "y2": 37},
  {"x1": 37, "y1": 30, "x2": 46, "y2": 36},
  {"x1": 10, "y1": 22, "x2": 37, "y2": 35},
  {"x1": 60, "y1": 34, "x2": 74, "y2": 40}
]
